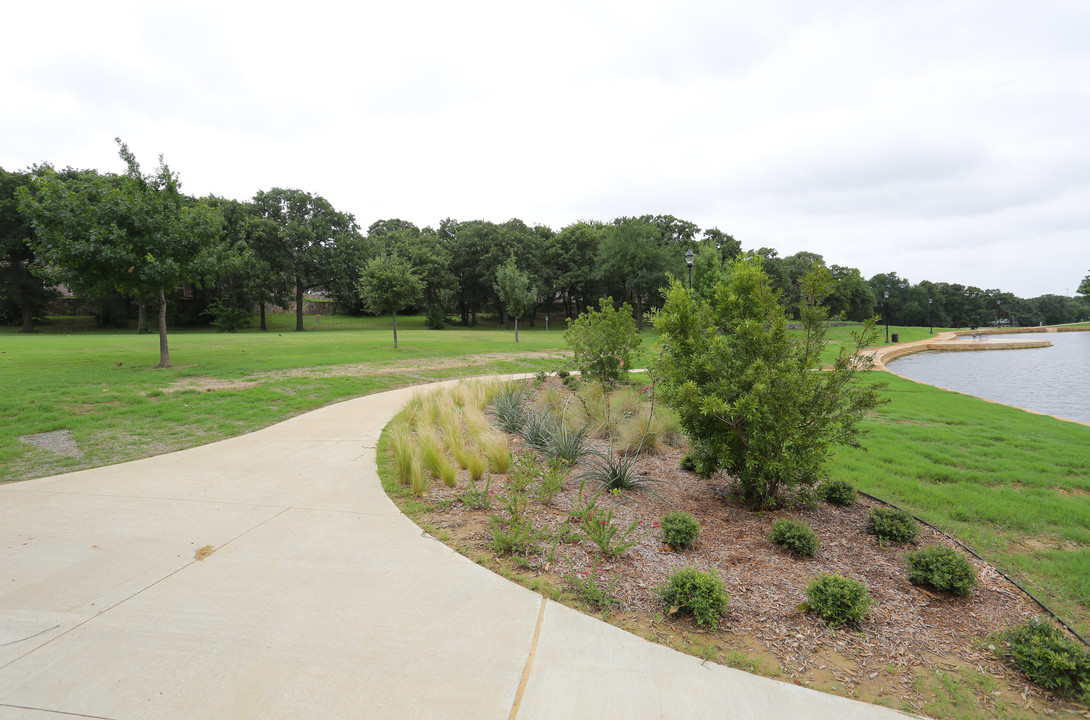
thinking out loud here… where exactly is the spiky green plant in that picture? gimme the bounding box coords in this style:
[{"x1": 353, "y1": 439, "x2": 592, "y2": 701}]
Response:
[
  {"x1": 490, "y1": 383, "x2": 528, "y2": 433},
  {"x1": 580, "y1": 449, "x2": 658, "y2": 494}
]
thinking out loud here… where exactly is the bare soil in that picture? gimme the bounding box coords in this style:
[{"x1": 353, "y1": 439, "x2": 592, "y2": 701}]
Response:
[{"x1": 397, "y1": 378, "x2": 1088, "y2": 719}]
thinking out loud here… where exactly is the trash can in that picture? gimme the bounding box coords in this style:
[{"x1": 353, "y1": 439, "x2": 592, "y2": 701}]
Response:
[{"x1": 891, "y1": 333, "x2": 899, "y2": 343}]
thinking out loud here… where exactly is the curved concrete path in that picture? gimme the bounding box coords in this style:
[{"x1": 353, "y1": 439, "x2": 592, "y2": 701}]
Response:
[{"x1": 0, "y1": 381, "x2": 914, "y2": 719}]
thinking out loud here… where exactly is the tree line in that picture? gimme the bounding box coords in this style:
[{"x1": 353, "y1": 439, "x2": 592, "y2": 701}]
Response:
[{"x1": 2, "y1": 143, "x2": 1088, "y2": 350}]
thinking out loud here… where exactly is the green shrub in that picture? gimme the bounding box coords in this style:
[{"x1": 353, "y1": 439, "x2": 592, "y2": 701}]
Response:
[
  {"x1": 657, "y1": 567, "x2": 730, "y2": 629},
  {"x1": 996, "y1": 618, "x2": 1090, "y2": 698},
  {"x1": 563, "y1": 296, "x2": 641, "y2": 383},
  {"x1": 866, "y1": 507, "x2": 919, "y2": 544},
  {"x1": 818, "y1": 479, "x2": 857, "y2": 506},
  {"x1": 905, "y1": 545, "x2": 977, "y2": 597},
  {"x1": 519, "y1": 406, "x2": 556, "y2": 451},
  {"x1": 660, "y1": 511, "x2": 700, "y2": 550},
  {"x1": 804, "y1": 573, "x2": 872, "y2": 626},
  {"x1": 768, "y1": 518, "x2": 820, "y2": 558},
  {"x1": 205, "y1": 300, "x2": 252, "y2": 332},
  {"x1": 547, "y1": 422, "x2": 589, "y2": 465}
]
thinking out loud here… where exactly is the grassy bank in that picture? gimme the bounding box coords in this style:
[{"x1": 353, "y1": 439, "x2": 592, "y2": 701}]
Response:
[{"x1": 831, "y1": 373, "x2": 1090, "y2": 638}]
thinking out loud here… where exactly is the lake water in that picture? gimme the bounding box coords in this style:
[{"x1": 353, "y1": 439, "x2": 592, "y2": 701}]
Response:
[{"x1": 888, "y1": 331, "x2": 1090, "y2": 425}]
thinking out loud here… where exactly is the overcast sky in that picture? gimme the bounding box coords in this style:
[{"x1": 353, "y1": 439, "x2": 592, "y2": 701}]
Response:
[{"x1": 4, "y1": 1, "x2": 1088, "y2": 298}]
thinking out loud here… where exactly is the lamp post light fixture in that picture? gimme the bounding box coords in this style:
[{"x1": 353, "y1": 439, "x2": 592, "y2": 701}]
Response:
[
  {"x1": 883, "y1": 290, "x2": 890, "y2": 343},
  {"x1": 929, "y1": 297, "x2": 933, "y2": 335},
  {"x1": 684, "y1": 248, "x2": 694, "y2": 290},
  {"x1": 996, "y1": 300, "x2": 1001, "y2": 329}
]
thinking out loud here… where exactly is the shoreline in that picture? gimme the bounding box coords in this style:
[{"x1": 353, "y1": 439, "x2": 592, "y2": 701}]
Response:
[{"x1": 867, "y1": 327, "x2": 1090, "y2": 428}]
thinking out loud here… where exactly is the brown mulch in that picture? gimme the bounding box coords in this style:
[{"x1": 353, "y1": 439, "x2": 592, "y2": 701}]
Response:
[{"x1": 407, "y1": 379, "x2": 1086, "y2": 718}]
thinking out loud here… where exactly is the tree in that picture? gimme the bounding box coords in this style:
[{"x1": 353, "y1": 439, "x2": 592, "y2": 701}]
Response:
[
  {"x1": 653, "y1": 257, "x2": 884, "y2": 508},
  {"x1": 252, "y1": 188, "x2": 357, "y2": 331},
  {"x1": 598, "y1": 218, "x2": 669, "y2": 329},
  {"x1": 493, "y1": 257, "x2": 536, "y2": 342},
  {"x1": 17, "y1": 140, "x2": 226, "y2": 367},
  {"x1": 357, "y1": 253, "x2": 423, "y2": 348},
  {"x1": 563, "y1": 297, "x2": 641, "y2": 382},
  {"x1": 1078, "y1": 271, "x2": 1090, "y2": 296},
  {"x1": 0, "y1": 167, "x2": 56, "y2": 331}
]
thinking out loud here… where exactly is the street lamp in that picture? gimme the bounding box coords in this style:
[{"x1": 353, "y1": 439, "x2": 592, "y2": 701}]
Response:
[
  {"x1": 883, "y1": 290, "x2": 890, "y2": 343},
  {"x1": 929, "y1": 297, "x2": 933, "y2": 335},
  {"x1": 996, "y1": 300, "x2": 1001, "y2": 329},
  {"x1": 684, "y1": 248, "x2": 694, "y2": 290}
]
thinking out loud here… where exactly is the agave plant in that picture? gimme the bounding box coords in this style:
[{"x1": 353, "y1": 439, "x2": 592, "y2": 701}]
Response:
[{"x1": 579, "y1": 449, "x2": 660, "y2": 495}]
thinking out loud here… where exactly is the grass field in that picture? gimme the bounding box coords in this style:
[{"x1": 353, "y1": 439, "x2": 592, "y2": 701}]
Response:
[
  {"x1": 0, "y1": 314, "x2": 574, "y2": 481},
  {"x1": 5, "y1": 313, "x2": 1088, "y2": 640}
]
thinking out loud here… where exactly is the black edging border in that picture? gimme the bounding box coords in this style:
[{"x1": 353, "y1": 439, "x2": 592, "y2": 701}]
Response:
[{"x1": 858, "y1": 490, "x2": 1090, "y2": 648}]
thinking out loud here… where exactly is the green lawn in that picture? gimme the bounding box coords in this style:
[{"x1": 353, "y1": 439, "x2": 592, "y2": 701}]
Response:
[{"x1": 0, "y1": 314, "x2": 573, "y2": 482}]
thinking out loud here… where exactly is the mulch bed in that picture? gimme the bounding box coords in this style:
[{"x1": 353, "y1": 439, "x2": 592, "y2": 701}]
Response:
[{"x1": 408, "y1": 379, "x2": 1085, "y2": 717}]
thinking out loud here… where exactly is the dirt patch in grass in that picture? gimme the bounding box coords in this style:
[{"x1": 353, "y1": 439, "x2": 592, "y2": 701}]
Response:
[
  {"x1": 166, "y1": 378, "x2": 261, "y2": 393},
  {"x1": 390, "y1": 378, "x2": 1087, "y2": 718},
  {"x1": 18, "y1": 429, "x2": 81, "y2": 457}
]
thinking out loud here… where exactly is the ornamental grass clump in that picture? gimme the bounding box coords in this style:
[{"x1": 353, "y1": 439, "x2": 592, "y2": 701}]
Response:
[
  {"x1": 866, "y1": 507, "x2": 919, "y2": 544},
  {"x1": 546, "y1": 421, "x2": 589, "y2": 465},
  {"x1": 905, "y1": 545, "x2": 978, "y2": 597},
  {"x1": 480, "y1": 431, "x2": 512, "y2": 473},
  {"x1": 657, "y1": 567, "x2": 730, "y2": 629},
  {"x1": 804, "y1": 573, "x2": 872, "y2": 626},
  {"x1": 996, "y1": 618, "x2": 1090, "y2": 698},
  {"x1": 768, "y1": 518, "x2": 820, "y2": 558},
  {"x1": 490, "y1": 383, "x2": 528, "y2": 433},
  {"x1": 818, "y1": 479, "x2": 857, "y2": 506},
  {"x1": 660, "y1": 511, "x2": 700, "y2": 550},
  {"x1": 580, "y1": 449, "x2": 657, "y2": 495}
]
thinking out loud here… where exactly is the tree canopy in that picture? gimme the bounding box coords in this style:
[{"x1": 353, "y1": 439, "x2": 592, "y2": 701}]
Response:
[
  {"x1": 17, "y1": 140, "x2": 227, "y2": 366},
  {"x1": 357, "y1": 253, "x2": 424, "y2": 348}
]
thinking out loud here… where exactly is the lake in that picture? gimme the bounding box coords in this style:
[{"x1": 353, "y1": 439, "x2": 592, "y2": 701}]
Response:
[{"x1": 888, "y1": 331, "x2": 1090, "y2": 425}]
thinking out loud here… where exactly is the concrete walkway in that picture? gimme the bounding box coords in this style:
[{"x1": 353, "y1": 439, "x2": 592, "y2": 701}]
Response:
[{"x1": 0, "y1": 381, "x2": 914, "y2": 719}]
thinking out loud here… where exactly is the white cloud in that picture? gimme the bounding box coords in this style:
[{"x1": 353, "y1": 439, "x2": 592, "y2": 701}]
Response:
[{"x1": 3, "y1": 0, "x2": 1088, "y2": 297}]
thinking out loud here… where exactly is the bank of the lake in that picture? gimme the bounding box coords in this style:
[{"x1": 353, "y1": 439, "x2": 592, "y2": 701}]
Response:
[{"x1": 888, "y1": 330, "x2": 1090, "y2": 425}]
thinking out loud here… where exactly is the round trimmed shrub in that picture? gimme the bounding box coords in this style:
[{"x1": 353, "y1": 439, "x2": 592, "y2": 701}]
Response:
[
  {"x1": 866, "y1": 507, "x2": 919, "y2": 544},
  {"x1": 768, "y1": 518, "x2": 820, "y2": 558},
  {"x1": 818, "y1": 479, "x2": 857, "y2": 506},
  {"x1": 660, "y1": 511, "x2": 700, "y2": 550},
  {"x1": 656, "y1": 566, "x2": 730, "y2": 629},
  {"x1": 998, "y1": 618, "x2": 1090, "y2": 697},
  {"x1": 805, "y1": 573, "x2": 872, "y2": 626},
  {"x1": 905, "y1": 545, "x2": 977, "y2": 597}
]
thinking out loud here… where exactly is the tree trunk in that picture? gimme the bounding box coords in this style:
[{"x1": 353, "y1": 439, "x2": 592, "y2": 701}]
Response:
[
  {"x1": 501, "y1": 304, "x2": 509, "y2": 329},
  {"x1": 259, "y1": 303, "x2": 267, "y2": 331},
  {"x1": 514, "y1": 317, "x2": 519, "y2": 343},
  {"x1": 20, "y1": 286, "x2": 33, "y2": 332},
  {"x1": 137, "y1": 303, "x2": 148, "y2": 333},
  {"x1": 634, "y1": 295, "x2": 644, "y2": 331},
  {"x1": 155, "y1": 286, "x2": 171, "y2": 368},
  {"x1": 392, "y1": 310, "x2": 398, "y2": 349},
  {"x1": 295, "y1": 278, "x2": 304, "y2": 331}
]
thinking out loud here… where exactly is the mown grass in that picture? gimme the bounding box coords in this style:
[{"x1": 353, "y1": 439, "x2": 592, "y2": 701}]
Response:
[
  {"x1": 831, "y1": 373, "x2": 1090, "y2": 637},
  {"x1": 0, "y1": 314, "x2": 571, "y2": 482}
]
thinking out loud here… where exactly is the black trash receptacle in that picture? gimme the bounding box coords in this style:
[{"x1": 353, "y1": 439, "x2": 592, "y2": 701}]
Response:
[{"x1": 891, "y1": 333, "x2": 899, "y2": 343}]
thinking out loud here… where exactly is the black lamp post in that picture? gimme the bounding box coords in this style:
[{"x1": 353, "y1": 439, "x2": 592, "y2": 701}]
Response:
[
  {"x1": 684, "y1": 248, "x2": 694, "y2": 290},
  {"x1": 883, "y1": 290, "x2": 890, "y2": 343},
  {"x1": 929, "y1": 297, "x2": 933, "y2": 335},
  {"x1": 996, "y1": 300, "x2": 1001, "y2": 329}
]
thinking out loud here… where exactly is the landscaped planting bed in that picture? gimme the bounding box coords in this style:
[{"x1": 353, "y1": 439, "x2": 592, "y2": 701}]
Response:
[{"x1": 382, "y1": 377, "x2": 1088, "y2": 718}]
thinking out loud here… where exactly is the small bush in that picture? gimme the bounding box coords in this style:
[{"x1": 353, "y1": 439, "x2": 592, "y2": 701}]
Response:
[
  {"x1": 205, "y1": 300, "x2": 252, "y2": 332},
  {"x1": 657, "y1": 567, "x2": 730, "y2": 629},
  {"x1": 905, "y1": 545, "x2": 977, "y2": 597},
  {"x1": 520, "y1": 406, "x2": 560, "y2": 452},
  {"x1": 996, "y1": 618, "x2": 1090, "y2": 698},
  {"x1": 768, "y1": 518, "x2": 820, "y2": 558},
  {"x1": 564, "y1": 297, "x2": 641, "y2": 383},
  {"x1": 660, "y1": 511, "x2": 700, "y2": 550},
  {"x1": 489, "y1": 515, "x2": 539, "y2": 555},
  {"x1": 818, "y1": 479, "x2": 856, "y2": 506},
  {"x1": 804, "y1": 573, "x2": 872, "y2": 626},
  {"x1": 425, "y1": 307, "x2": 447, "y2": 329},
  {"x1": 866, "y1": 507, "x2": 919, "y2": 544}
]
